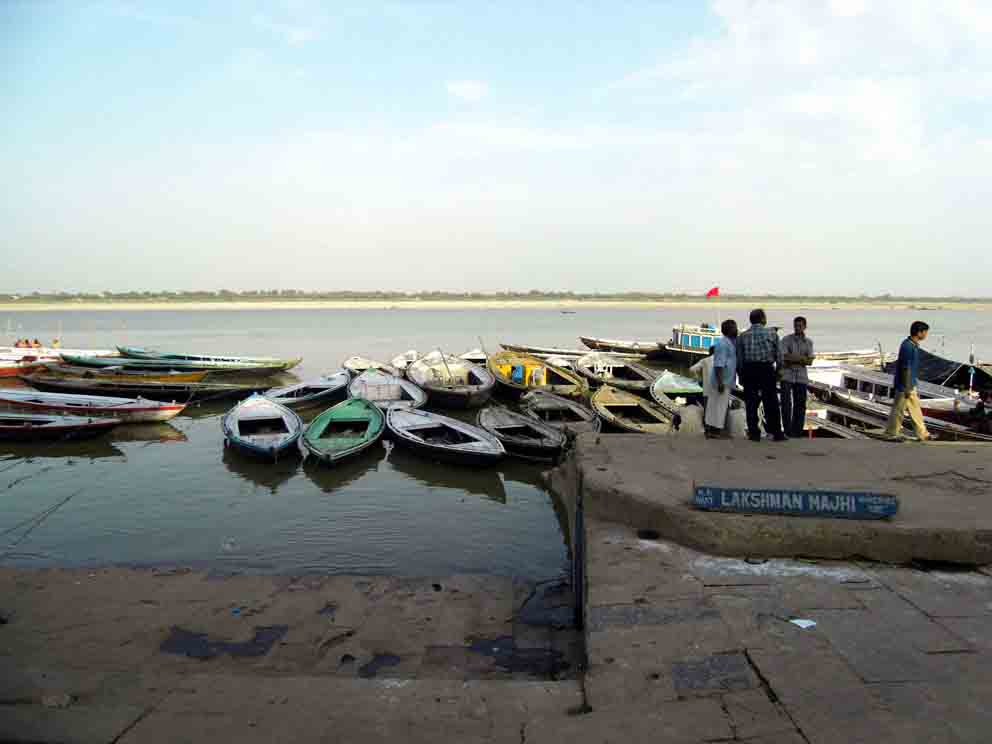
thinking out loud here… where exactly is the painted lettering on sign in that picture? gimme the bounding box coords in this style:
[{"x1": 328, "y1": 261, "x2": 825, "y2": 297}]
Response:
[{"x1": 692, "y1": 486, "x2": 898, "y2": 520}]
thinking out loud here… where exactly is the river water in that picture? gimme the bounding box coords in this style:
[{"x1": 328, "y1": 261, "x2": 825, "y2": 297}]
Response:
[{"x1": 1, "y1": 306, "x2": 988, "y2": 578}]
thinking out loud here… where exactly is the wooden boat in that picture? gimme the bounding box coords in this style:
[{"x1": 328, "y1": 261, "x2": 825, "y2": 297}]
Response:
[
  {"x1": 591, "y1": 385, "x2": 681, "y2": 434},
  {"x1": 650, "y1": 370, "x2": 704, "y2": 405},
  {"x1": 0, "y1": 346, "x2": 117, "y2": 362},
  {"x1": 40, "y1": 363, "x2": 210, "y2": 383},
  {"x1": 519, "y1": 391, "x2": 601, "y2": 437},
  {"x1": 301, "y1": 398, "x2": 385, "y2": 464},
  {"x1": 579, "y1": 336, "x2": 661, "y2": 358},
  {"x1": 117, "y1": 346, "x2": 302, "y2": 372},
  {"x1": 809, "y1": 381, "x2": 992, "y2": 442},
  {"x1": 20, "y1": 374, "x2": 264, "y2": 402},
  {"x1": 501, "y1": 342, "x2": 643, "y2": 360},
  {"x1": 487, "y1": 351, "x2": 589, "y2": 399},
  {"x1": 0, "y1": 360, "x2": 46, "y2": 378},
  {"x1": 348, "y1": 369, "x2": 427, "y2": 409},
  {"x1": 0, "y1": 411, "x2": 121, "y2": 441},
  {"x1": 406, "y1": 351, "x2": 495, "y2": 408},
  {"x1": 574, "y1": 352, "x2": 657, "y2": 393},
  {"x1": 387, "y1": 408, "x2": 505, "y2": 465},
  {"x1": 342, "y1": 356, "x2": 400, "y2": 377},
  {"x1": 808, "y1": 363, "x2": 978, "y2": 421},
  {"x1": 0, "y1": 389, "x2": 185, "y2": 423},
  {"x1": 63, "y1": 353, "x2": 296, "y2": 376},
  {"x1": 263, "y1": 371, "x2": 350, "y2": 411},
  {"x1": 477, "y1": 406, "x2": 565, "y2": 460},
  {"x1": 222, "y1": 394, "x2": 303, "y2": 460},
  {"x1": 390, "y1": 350, "x2": 420, "y2": 375}
]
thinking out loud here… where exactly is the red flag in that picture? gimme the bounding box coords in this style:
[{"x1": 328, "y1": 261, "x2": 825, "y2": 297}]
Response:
[{"x1": 705, "y1": 286, "x2": 720, "y2": 298}]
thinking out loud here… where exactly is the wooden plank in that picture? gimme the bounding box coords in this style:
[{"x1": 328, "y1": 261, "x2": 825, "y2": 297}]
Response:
[{"x1": 692, "y1": 485, "x2": 898, "y2": 520}]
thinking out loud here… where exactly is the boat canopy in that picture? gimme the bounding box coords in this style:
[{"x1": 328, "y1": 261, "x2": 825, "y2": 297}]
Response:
[{"x1": 884, "y1": 348, "x2": 992, "y2": 392}]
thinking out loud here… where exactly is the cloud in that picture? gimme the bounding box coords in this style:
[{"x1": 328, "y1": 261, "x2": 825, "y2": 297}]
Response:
[
  {"x1": 251, "y1": 13, "x2": 320, "y2": 45},
  {"x1": 446, "y1": 80, "x2": 488, "y2": 102}
]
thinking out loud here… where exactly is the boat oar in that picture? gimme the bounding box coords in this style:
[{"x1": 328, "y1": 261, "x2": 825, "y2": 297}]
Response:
[{"x1": 437, "y1": 348, "x2": 455, "y2": 385}]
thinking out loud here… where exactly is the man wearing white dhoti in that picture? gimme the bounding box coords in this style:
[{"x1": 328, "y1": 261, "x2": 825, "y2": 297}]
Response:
[{"x1": 704, "y1": 319, "x2": 738, "y2": 438}]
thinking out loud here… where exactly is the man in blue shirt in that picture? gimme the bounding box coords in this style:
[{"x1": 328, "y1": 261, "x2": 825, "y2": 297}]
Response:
[{"x1": 884, "y1": 321, "x2": 931, "y2": 441}]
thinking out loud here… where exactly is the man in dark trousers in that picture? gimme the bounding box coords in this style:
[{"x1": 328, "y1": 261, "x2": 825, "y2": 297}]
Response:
[
  {"x1": 779, "y1": 316, "x2": 815, "y2": 438},
  {"x1": 736, "y1": 308, "x2": 785, "y2": 442}
]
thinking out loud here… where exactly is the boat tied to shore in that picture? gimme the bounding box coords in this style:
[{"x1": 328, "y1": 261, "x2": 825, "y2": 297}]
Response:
[
  {"x1": 573, "y1": 352, "x2": 657, "y2": 393},
  {"x1": 222, "y1": 394, "x2": 303, "y2": 460},
  {"x1": 348, "y1": 369, "x2": 427, "y2": 410},
  {"x1": 0, "y1": 389, "x2": 185, "y2": 423},
  {"x1": 519, "y1": 391, "x2": 601, "y2": 437},
  {"x1": 406, "y1": 351, "x2": 495, "y2": 409},
  {"x1": 487, "y1": 351, "x2": 589, "y2": 399},
  {"x1": 477, "y1": 406, "x2": 565, "y2": 461},
  {"x1": 591, "y1": 385, "x2": 681, "y2": 434},
  {"x1": 387, "y1": 408, "x2": 505, "y2": 466},
  {"x1": 263, "y1": 372, "x2": 351, "y2": 411},
  {"x1": 0, "y1": 411, "x2": 122, "y2": 441},
  {"x1": 301, "y1": 398, "x2": 385, "y2": 464}
]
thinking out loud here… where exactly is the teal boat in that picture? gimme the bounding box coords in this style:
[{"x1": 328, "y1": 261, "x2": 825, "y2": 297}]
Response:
[
  {"x1": 300, "y1": 398, "x2": 385, "y2": 464},
  {"x1": 62, "y1": 352, "x2": 299, "y2": 375},
  {"x1": 116, "y1": 346, "x2": 301, "y2": 372}
]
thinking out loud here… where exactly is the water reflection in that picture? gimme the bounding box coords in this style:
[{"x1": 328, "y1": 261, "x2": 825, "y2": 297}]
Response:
[
  {"x1": 302, "y1": 443, "x2": 387, "y2": 492},
  {"x1": 385, "y1": 444, "x2": 508, "y2": 504},
  {"x1": 0, "y1": 439, "x2": 125, "y2": 462},
  {"x1": 110, "y1": 422, "x2": 188, "y2": 444},
  {"x1": 221, "y1": 444, "x2": 301, "y2": 493}
]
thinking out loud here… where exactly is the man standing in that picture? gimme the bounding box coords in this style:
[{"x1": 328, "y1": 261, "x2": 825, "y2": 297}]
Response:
[
  {"x1": 779, "y1": 316, "x2": 815, "y2": 438},
  {"x1": 736, "y1": 309, "x2": 785, "y2": 442},
  {"x1": 692, "y1": 319, "x2": 737, "y2": 438},
  {"x1": 885, "y1": 321, "x2": 931, "y2": 441}
]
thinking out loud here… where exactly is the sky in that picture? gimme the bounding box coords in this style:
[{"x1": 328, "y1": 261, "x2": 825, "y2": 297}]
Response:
[{"x1": 3, "y1": 1, "x2": 991, "y2": 296}]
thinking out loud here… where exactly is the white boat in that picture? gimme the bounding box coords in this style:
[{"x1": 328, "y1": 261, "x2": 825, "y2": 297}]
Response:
[
  {"x1": 807, "y1": 362, "x2": 977, "y2": 421},
  {"x1": 222, "y1": 394, "x2": 303, "y2": 460},
  {"x1": 348, "y1": 369, "x2": 427, "y2": 410},
  {"x1": 0, "y1": 389, "x2": 185, "y2": 423},
  {"x1": 0, "y1": 346, "x2": 117, "y2": 361},
  {"x1": 390, "y1": 350, "x2": 420, "y2": 374}
]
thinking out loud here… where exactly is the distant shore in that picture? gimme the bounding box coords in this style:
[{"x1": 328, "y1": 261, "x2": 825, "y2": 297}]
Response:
[{"x1": 0, "y1": 299, "x2": 989, "y2": 312}]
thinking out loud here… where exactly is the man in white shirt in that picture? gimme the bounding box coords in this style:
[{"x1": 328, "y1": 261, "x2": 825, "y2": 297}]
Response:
[
  {"x1": 778, "y1": 316, "x2": 815, "y2": 438},
  {"x1": 692, "y1": 319, "x2": 738, "y2": 438}
]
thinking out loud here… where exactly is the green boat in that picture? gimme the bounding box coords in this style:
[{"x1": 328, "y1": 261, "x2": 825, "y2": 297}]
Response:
[
  {"x1": 117, "y1": 346, "x2": 301, "y2": 372},
  {"x1": 61, "y1": 353, "x2": 299, "y2": 376},
  {"x1": 300, "y1": 398, "x2": 385, "y2": 464}
]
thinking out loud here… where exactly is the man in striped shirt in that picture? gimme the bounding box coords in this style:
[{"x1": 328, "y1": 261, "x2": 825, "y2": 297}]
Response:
[{"x1": 736, "y1": 308, "x2": 786, "y2": 442}]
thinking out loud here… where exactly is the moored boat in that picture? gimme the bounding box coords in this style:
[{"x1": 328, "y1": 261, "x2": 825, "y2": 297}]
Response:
[
  {"x1": 348, "y1": 369, "x2": 427, "y2": 410},
  {"x1": 0, "y1": 389, "x2": 185, "y2": 423},
  {"x1": 459, "y1": 349, "x2": 488, "y2": 365},
  {"x1": 655, "y1": 324, "x2": 720, "y2": 366},
  {"x1": 519, "y1": 391, "x2": 601, "y2": 437},
  {"x1": 342, "y1": 356, "x2": 400, "y2": 377},
  {"x1": 574, "y1": 352, "x2": 657, "y2": 393},
  {"x1": 477, "y1": 406, "x2": 565, "y2": 460},
  {"x1": 117, "y1": 346, "x2": 301, "y2": 372},
  {"x1": 390, "y1": 350, "x2": 420, "y2": 375},
  {"x1": 578, "y1": 336, "x2": 661, "y2": 358},
  {"x1": 387, "y1": 408, "x2": 505, "y2": 466},
  {"x1": 63, "y1": 353, "x2": 297, "y2": 376},
  {"x1": 591, "y1": 385, "x2": 681, "y2": 434},
  {"x1": 487, "y1": 351, "x2": 589, "y2": 399},
  {"x1": 501, "y1": 342, "x2": 643, "y2": 360},
  {"x1": 0, "y1": 359, "x2": 46, "y2": 378},
  {"x1": 301, "y1": 398, "x2": 385, "y2": 464},
  {"x1": 263, "y1": 372, "x2": 350, "y2": 411},
  {"x1": 406, "y1": 351, "x2": 495, "y2": 408},
  {"x1": 20, "y1": 373, "x2": 264, "y2": 402},
  {"x1": 222, "y1": 394, "x2": 303, "y2": 460},
  {"x1": 41, "y1": 363, "x2": 210, "y2": 383},
  {"x1": 0, "y1": 411, "x2": 121, "y2": 440}
]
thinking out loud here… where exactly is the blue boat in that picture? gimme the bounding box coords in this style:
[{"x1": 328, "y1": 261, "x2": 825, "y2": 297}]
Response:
[{"x1": 222, "y1": 394, "x2": 303, "y2": 461}]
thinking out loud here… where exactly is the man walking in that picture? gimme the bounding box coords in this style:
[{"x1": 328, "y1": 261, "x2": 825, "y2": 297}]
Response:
[
  {"x1": 885, "y1": 321, "x2": 931, "y2": 441},
  {"x1": 736, "y1": 309, "x2": 785, "y2": 442},
  {"x1": 692, "y1": 319, "x2": 737, "y2": 438},
  {"x1": 779, "y1": 316, "x2": 815, "y2": 438}
]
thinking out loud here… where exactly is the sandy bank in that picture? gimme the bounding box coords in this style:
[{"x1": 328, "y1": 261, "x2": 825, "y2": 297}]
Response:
[{"x1": 2, "y1": 299, "x2": 989, "y2": 312}]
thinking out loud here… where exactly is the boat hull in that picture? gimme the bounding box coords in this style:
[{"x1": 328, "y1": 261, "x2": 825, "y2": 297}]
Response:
[
  {"x1": 0, "y1": 396, "x2": 184, "y2": 423},
  {"x1": 21, "y1": 375, "x2": 264, "y2": 402},
  {"x1": 222, "y1": 396, "x2": 303, "y2": 461},
  {"x1": 0, "y1": 414, "x2": 120, "y2": 441},
  {"x1": 387, "y1": 408, "x2": 504, "y2": 466},
  {"x1": 301, "y1": 399, "x2": 385, "y2": 464},
  {"x1": 477, "y1": 408, "x2": 564, "y2": 461}
]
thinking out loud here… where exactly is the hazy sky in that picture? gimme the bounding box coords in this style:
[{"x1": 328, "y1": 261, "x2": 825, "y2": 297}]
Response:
[{"x1": 3, "y1": 1, "x2": 991, "y2": 296}]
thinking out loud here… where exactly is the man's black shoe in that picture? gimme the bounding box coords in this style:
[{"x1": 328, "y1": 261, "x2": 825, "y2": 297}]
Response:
[
  {"x1": 773, "y1": 433, "x2": 787, "y2": 442},
  {"x1": 748, "y1": 434, "x2": 761, "y2": 442}
]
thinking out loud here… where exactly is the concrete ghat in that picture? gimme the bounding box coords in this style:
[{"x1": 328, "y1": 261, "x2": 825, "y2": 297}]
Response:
[{"x1": 547, "y1": 435, "x2": 992, "y2": 564}]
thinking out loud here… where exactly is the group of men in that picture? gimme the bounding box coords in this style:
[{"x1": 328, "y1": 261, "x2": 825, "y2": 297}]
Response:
[{"x1": 694, "y1": 309, "x2": 934, "y2": 443}]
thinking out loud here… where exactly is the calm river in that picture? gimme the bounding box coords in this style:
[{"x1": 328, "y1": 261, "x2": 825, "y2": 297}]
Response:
[{"x1": 1, "y1": 305, "x2": 988, "y2": 578}]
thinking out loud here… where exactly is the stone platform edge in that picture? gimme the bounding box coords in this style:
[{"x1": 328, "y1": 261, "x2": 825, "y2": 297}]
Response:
[{"x1": 546, "y1": 441, "x2": 992, "y2": 566}]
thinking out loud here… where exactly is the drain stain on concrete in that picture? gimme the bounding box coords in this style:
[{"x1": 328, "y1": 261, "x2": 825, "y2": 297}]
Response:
[{"x1": 160, "y1": 625, "x2": 288, "y2": 659}]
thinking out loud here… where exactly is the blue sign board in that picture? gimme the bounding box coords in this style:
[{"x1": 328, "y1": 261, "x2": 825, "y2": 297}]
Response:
[{"x1": 692, "y1": 485, "x2": 898, "y2": 520}]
